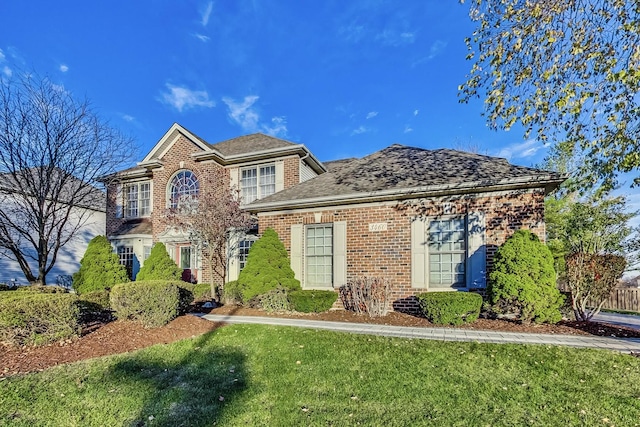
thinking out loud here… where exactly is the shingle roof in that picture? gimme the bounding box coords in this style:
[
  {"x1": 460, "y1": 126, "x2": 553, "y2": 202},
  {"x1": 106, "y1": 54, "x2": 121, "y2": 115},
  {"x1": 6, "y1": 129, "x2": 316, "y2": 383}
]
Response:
[
  {"x1": 210, "y1": 133, "x2": 298, "y2": 156},
  {"x1": 248, "y1": 144, "x2": 563, "y2": 208},
  {"x1": 112, "y1": 219, "x2": 153, "y2": 236}
]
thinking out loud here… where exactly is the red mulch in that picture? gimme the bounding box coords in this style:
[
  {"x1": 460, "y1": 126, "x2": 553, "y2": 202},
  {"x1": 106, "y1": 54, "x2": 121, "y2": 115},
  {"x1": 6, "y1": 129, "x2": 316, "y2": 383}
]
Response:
[{"x1": 2, "y1": 306, "x2": 639, "y2": 378}]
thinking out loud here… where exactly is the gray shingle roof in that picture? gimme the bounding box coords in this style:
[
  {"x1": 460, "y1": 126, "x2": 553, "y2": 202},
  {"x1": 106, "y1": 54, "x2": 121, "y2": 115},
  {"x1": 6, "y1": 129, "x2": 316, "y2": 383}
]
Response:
[
  {"x1": 112, "y1": 219, "x2": 153, "y2": 236},
  {"x1": 249, "y1": 144, "x2": 563, "y2": 208},
  {"x1": 210, "y1": 133, "x2": 298, "y2": 156}
]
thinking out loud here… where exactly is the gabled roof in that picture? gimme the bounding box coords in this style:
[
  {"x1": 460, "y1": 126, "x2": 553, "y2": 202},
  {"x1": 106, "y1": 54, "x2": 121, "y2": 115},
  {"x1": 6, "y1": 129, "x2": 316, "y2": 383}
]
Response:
[
  {"x1": 139, "y1": 123, "x2": 215, "y2": 166},
  {"x1": 247, "y1": 144, "x2": 565, "y2": 211},
  {"x1": 210, "y1": 133, "x2": 299, "y2": 156}
]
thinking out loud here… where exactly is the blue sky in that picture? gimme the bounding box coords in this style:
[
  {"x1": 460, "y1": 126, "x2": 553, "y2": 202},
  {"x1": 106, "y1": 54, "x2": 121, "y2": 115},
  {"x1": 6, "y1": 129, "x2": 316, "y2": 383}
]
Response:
[{"x1": 0, "y1": 0, "x2": 547, "y2": 167}]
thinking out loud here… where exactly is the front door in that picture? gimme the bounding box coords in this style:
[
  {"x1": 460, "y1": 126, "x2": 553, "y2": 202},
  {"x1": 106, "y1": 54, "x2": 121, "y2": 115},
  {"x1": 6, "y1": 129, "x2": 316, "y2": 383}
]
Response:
[{"x1": 177, "y1": 245, "x2": 197, "y2": 283}]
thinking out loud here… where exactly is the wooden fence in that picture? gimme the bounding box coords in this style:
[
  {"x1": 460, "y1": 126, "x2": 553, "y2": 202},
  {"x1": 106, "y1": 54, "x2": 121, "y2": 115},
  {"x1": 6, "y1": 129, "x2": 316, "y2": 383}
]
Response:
[{"x1": 559, "y1": 286, "x2": 640, "y2": 313}]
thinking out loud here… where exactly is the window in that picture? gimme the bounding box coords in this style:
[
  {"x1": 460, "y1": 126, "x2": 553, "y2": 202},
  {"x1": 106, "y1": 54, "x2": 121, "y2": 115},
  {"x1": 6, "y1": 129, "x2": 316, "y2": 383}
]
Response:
[
  {"x1": 241, "y1": 164, "x2": 275, "y2": 204},
  {"x1": 169, "y1": 170, "x2": 199, "y2": 208},
  {"x1": 428, "y1": 218, "x2": 466, "y2": 288},
  {"x1": 143, "y1": 245, "x2": 152, "y2": 262},
  {"x1": 305, "y1": 225, "x2": 333, "y2": 287},
  {"x1": 118, "y1": 246, "x2": 134, "y2": 280},
  {"x1": 180, "y1": 246, "x2": 192, "y2": 270},
  {"x1": 124, "y1": 182, "x2": 151, "y2": 218},
  {"x1": 238, "y1": 239, "x2": 255, "y2": 271}
]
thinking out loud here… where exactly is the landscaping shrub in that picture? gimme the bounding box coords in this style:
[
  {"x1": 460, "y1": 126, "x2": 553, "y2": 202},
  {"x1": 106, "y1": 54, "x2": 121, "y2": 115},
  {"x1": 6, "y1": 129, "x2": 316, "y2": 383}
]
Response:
[
  {"x1": 110, "y1": 280, "x2": 194, "y2": 328},
  {"x1": 0, "y1": 292, "x2": 80, "y2": 346},
  {"x1": 17, "y1": 285, "x2": 69, "y2": 294},
  {"x1": 417, "y1": 292, "x2": 483, "y2": 325},
  {"x1": 0, "y1": 283, "x2": 18, "y2": 291},
  {"x1": 73, "y1": 235, "x2": 129, "y2": 295},
  {"x1": 566, "y1": 252, "x2": 627, "y2": 321},
  {"x1": 488, "y1": 229, "x2": 564, "y2": 324},
  {"x1": 135, "y1": 243, "x2": 183, "y2": 281},
  {"x1": 222, "y1": 281, "x2": 242, "y2": 305},
  {"x1": 289, "y1": 290, "x2": 338, "y2": 313},
  {"x1": 193, "y1": 283, "x2": 212, "y2": 301},
  {"x1": 258, "y1": 287, "x2": 292, "y2": 312},
  {"x1": 340, "y1": 277, "x2": 392, "y2": 317},
  {"x1": 236, "y1": 228, "x2": 300, "y2": 303}
]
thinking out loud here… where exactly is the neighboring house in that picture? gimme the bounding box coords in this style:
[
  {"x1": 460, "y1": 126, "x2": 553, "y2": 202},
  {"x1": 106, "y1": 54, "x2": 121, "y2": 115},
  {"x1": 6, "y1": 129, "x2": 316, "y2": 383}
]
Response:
[
  {"x1": 104, "y1": 123, "x2": 564, "y2": 310},
  {"x1": 0, "y1": 170, "x2": 106, "y2": 285}
]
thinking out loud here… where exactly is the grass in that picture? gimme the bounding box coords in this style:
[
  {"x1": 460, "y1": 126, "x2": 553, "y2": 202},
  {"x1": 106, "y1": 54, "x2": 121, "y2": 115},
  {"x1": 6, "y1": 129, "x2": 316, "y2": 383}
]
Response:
[{"x1": 1, "y1": 324, "x2": 640, "y2": 426}]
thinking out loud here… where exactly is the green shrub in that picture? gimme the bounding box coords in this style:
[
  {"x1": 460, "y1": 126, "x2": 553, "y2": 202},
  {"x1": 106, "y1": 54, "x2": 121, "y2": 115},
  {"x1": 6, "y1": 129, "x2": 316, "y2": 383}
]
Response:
[
  {"x1": 236, "y1": 228, "x2": 301, "y2": 303},
  {"x1": 73, "y1": 235, "x2": 129, "y2": 295},
  {"x1": 289, "y1": 290, "x2": 338, "y2": 313},
  {"x1": 135, "y1": 243, "x2": 183, "y2": 281},
  {"x1": 0, "y1": 292, "x2": 80, "y2": 346},
  {"x1": 193, "y1": 283, "x2": 212, "y2": 301},
  {"x1": 78, "y1": 290, "x2": 111, "y2": 310},
  {"x1": 0, "y1": 283, "x2": 17, "y2": 291},
  {"x1": 417, "y1": 292, "x2": 483, "y2": 325},
  {"x1": 110, "y1": 280, "x2": 194, "y2": 328},
  {"x1": 222, "y1": 281, "x2": 242, "y2": 305},
  {"x1": 488, "y1": 229, "x2": 564, "y2": 324},
  {"x1": 258, "y1": 287, "x2": 292, "y2": 312},
  {"x1": 17, "y1": 285, "x2": 69, "y2": 294}
]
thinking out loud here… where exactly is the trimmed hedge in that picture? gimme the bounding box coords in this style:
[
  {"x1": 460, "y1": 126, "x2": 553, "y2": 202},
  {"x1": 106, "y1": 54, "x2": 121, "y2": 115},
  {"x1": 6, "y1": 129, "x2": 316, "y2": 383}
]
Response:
[
  {"x1": 0, "y1": 292, "x2": 80, "y2": 346},
  {"x1": 193, "y1": 283, "x2": 212, "y2": 301},
  {"x1": 417, "y1": 292, "x2": 483, "y2": 326},
  {"x1": 110, "y1": 280, "x2": 194, "y2": 328},
  {"x1": 289, "y1": 290, "x2": 338, "y2": 313},
  {"x1": 135, "y1": 243, "x2": 182, "y2": 281}
]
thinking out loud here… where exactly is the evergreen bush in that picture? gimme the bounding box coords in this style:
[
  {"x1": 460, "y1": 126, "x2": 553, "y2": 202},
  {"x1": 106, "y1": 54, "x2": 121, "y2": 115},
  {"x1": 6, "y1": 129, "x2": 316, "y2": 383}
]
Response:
[
  {"x1": 73, "y1": 235, "x2": 129, "y2": 295},
  {"x1": 110, "y1": 280, "x2": 194, "y2": 328},
  {"x1": 258, "y1": 287, "x2": 292, "y2": 312},
  {"x1": 236, "y1": 228, "x2": 301, "y2": 303},
  {"x1": 222, "y1": 281, "x2": 242, "y2": 305},
  {"x1": 135, "y1": 243, "x2": 183, "y2": 281},
  {"x1": 0, "y1": 292, "x2": 80, "y2": 346},
  {"x1": 417, "y1": 292, "x2": 483, "y2": 325},
  {"x1": 289, "y1": 290, "x2": 338, "y2": 313},
  {"x1": 488, "y1": 229, "x2": 564, "y2": 323}
]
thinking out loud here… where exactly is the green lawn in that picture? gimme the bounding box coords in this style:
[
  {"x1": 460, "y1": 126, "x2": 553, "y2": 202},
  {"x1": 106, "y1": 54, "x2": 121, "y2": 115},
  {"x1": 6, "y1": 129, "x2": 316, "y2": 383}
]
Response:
[{"x1": 1, "y1": 324, "x2": 639, "y2": 426}]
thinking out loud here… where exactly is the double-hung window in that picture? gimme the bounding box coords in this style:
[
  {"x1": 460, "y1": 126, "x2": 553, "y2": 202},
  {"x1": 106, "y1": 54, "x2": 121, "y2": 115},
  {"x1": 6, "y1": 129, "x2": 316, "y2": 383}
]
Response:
[
  {"x1": 241, "y1": 164, "x2": 276, "y2": 204},
  {"x1": 428, "y1": 218, "x2": 466, "y2": 288},
  {"x1": 305, "y1": 225, "x2": 333, "y2": 287},
  {"x1": 124, "y1": 182, "x2": 151, "y2": 218},
  {"x1": 118, "y1": 246, "x2": 134, "y2": 280},
  {"x1": 238, "y1": 239, "x2": 255, "y2": 271}
]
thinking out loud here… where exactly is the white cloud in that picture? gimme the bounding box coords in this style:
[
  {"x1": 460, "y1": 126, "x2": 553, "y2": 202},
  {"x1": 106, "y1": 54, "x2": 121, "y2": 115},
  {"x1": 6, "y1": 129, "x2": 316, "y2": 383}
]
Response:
[
  {"x1": 2, "y1": 66, "x2": 11, "y2": 78},
  {"x1": 122, "y1": 114, "x2": 135, "y2": 122},
  {"x1": 159, "y1": 83, "x2": 215, "y2": 112},
  {"x1": 222, "y1": 95, "x2": 288, "y2": 137},
  {"x1": 427, "y1": 40, "x2": 447, "y2": 60},
  {"x1": 351, "y1": 126, "x2": 370, "y2": 136},
  {"x1": 366, "y1": 111, "x2": 378, "y2": 120},
  {"x1": 413, "y1": 109, "x2": 419, "y2": 116},
  {"x1": 404, "y1": 125, "x2": 413, "y2": 133},
  {"x1": 496, "y1": 139, "x2": 543, "y2": 160},
  {"x1": 200, "y1": 2, "x2": 213, "y2": 27},
  {"x1": 59, "y1": 64, "x2": 69, "y2": 73},
  {"x1": 193, "y1": 33, "x2": 210, "y2": 42},
  {"x1": 376, "y1": 29, "x2": 416, "y2": 46},
  {"x1": 0, "y1": 49, "x2": 5, "y2": 62}
]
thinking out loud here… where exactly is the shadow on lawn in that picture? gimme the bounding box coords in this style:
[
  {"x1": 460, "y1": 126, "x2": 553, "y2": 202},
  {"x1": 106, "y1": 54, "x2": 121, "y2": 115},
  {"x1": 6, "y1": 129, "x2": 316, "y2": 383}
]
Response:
[{"x1": 107, "y1": 309, "x2": 248, "y2": 426}]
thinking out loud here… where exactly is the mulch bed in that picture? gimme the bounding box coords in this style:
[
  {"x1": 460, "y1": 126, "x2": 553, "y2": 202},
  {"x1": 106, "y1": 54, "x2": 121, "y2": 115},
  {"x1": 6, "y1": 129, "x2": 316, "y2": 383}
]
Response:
[{"x1": 2, "y1": 306, "x2": 639, "y2": 378}]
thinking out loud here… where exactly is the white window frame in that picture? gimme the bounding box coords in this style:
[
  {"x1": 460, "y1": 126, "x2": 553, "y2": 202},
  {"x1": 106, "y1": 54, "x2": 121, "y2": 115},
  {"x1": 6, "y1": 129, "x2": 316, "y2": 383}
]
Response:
[
  {"x1": 167, "y1": 170, "x2": 199, "y2": 209},
  {"x1": 238, "y1": 238, "x2": 256, "y2": 271},
  {"x1": 305, "y1": 224, "x2": 334, "y2": 288},
  {"x1": 240, "y1": 163, "x2": 276, "y2": 204},
  {"x1": 427, "y1": 217, "x2": 467, "y2": 289},
  {"x1": 124, "y1": 182, "x2": 152, "y2": 218}
]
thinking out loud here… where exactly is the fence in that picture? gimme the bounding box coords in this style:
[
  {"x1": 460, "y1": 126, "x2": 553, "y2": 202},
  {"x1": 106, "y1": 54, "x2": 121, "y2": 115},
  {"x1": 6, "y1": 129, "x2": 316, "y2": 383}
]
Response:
[{"x1": 559, "y1": 285, "x2": 640, "y2": 313}]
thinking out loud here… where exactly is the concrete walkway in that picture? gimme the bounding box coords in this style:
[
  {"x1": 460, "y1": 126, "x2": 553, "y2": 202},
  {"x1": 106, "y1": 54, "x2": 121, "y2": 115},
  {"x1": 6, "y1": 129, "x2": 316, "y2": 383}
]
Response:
[
  {"x1": 199, "y1": 314, "x2": 640, "y2": 354},
  {"x1": 592, "y1": 312, "x2": 640, "y2": 331}
]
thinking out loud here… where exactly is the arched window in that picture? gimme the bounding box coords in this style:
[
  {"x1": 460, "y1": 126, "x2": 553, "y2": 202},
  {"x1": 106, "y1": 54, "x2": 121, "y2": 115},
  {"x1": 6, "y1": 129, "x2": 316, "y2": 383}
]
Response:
[{"x1": 168, "y1": 170, "x2": 199, "y2": 208}]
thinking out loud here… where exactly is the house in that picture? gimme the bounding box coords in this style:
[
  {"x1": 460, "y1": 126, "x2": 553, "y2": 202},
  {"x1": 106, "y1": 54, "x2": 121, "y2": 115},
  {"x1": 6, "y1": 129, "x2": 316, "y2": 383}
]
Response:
[
  {"x1": 104, "y1": 123, "x2": 563, "y2": 310},
  {"x1": 0, "y1": 169, "x2": 106, "y2": 286}
]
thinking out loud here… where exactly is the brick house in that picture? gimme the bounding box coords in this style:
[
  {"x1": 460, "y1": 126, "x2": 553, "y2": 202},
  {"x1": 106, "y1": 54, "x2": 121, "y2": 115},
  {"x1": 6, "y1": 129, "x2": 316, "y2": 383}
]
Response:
[{"x1": 105, "y1": 123, "x2": 563, "y2": 309}]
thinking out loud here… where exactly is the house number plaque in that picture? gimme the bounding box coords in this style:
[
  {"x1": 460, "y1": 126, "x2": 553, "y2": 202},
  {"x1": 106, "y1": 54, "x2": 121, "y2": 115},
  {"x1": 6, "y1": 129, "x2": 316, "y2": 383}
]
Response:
[{"x1": 368, "y1": 222, "x2": 388, "y2": 232}]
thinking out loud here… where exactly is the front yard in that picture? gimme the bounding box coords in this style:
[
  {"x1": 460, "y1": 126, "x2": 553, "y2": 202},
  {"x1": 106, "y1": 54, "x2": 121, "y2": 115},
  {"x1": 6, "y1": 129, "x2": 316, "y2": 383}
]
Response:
[{"x1": 1, "y1": 323, "x2": 639, "y2": 426}]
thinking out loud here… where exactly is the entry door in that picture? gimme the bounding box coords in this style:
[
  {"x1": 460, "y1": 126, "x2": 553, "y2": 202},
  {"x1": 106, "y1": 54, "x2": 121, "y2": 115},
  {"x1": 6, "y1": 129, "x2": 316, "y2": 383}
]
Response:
[{"x1": 177, "y1": 244, "x2": 197, "y2": 283}]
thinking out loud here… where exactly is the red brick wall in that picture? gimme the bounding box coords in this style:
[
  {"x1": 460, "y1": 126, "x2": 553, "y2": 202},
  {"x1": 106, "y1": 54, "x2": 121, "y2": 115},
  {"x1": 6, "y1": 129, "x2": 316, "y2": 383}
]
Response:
[{"x1": 258, "y1": 189, "x2": 546, "y2": 311}]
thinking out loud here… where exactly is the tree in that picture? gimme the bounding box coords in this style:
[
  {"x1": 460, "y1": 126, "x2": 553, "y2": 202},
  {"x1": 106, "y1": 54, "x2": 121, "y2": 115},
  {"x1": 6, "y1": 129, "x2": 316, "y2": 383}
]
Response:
[
  {"x1": 166, "y1": 166, "x2": 253, "y2": 300},
  {"x1": 0, "y1": 73, "x2": 132, "y2": 285},
  {"x1": 236, "y1": 228, "x2": 300, "y2": 303},
  {"x1": 460, "y1": 1, "x2": 640, "y2": 192},
  {"x1": 72, "y1": 235, "x2": 129, "y2": 295},
  {"x1": 135, "y1": 242, "x2": 183, "y2": 281}
]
